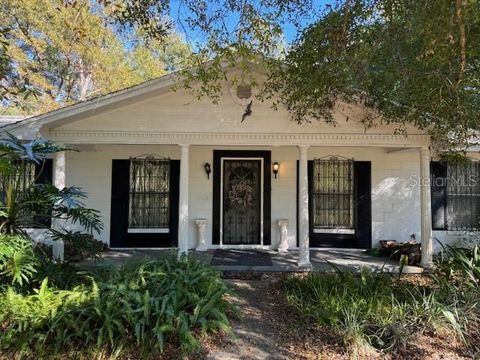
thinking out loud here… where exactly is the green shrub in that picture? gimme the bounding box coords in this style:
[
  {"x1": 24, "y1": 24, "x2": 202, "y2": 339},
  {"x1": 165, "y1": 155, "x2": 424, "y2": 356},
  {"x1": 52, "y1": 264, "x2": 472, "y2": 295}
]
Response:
[
  {"x1": 436, "y1": 243, "x2": 480, "y2": 287},
  {"x1": 0, "y1": 235, "x2": 38, "y2": 287},
  {"x1": 34, "y1": 259, "x2": 86, "y2": 290},
  {"x1": 283, "y1": 269, "x2": 472, "y2": 353},
  {"x1": 0, "y1": 259, "x2": 232, "y2": 358},
  {"x1": 51, "y1": 230, "x2": 107, "y2": 261}
]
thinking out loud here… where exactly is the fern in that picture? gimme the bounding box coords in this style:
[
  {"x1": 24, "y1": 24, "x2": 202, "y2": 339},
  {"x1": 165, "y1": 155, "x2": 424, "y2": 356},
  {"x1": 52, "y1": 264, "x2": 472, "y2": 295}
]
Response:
[{"x1": 0, "y1": 259, "x2": 233, "y2": 357}]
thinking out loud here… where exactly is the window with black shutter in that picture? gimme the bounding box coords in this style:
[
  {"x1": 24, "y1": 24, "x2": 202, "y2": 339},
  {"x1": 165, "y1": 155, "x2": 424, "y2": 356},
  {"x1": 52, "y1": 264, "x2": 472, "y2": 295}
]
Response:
[
  {"x1": 431, "y1": 161, "x2": 480, "y2": 231},
  {"x1": 128, "y1": 158, "x2": 171, "y2": 233},
  {"x1": 312, "y1": 158, "x2": 355, "y2": 230},
  {"x1": 0, "y1": 159, "x2": 53, "y2": 228}
]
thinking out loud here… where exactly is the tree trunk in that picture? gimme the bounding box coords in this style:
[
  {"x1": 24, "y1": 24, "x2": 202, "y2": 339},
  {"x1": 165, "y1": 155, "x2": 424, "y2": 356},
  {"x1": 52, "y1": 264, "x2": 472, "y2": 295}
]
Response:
[
  {"x1": 78, "y1": 59, "x2": 93, "y2": 101},
  {"x1": 455, "y1": 0, "x2": 466, "y2": 85}
]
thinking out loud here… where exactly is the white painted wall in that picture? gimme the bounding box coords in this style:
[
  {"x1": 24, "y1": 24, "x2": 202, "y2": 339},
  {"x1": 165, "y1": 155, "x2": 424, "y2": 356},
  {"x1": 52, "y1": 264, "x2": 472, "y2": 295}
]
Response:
[
  {"x1": 12, "y1": 67, "x2": 478, "y2": 252},
  {"x1": 49, "y1": 144, "x2": 428, "y2": 250}
]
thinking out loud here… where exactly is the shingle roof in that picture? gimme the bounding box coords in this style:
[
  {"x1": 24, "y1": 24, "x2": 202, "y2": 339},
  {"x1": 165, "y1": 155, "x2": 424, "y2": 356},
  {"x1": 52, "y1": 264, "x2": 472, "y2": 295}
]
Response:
[{"x1": 0, "y1": 115, "x2": 28, "y2": 127}]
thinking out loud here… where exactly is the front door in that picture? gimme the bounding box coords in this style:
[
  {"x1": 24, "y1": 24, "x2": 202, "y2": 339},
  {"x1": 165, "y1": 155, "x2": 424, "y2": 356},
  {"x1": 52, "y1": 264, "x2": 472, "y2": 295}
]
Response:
[
  {"x1": 222, "y1": 159, "x2": 262, "y2": 244},
  {"x1": 213, "y1": 150, "x2": 271, "y2": 246}
]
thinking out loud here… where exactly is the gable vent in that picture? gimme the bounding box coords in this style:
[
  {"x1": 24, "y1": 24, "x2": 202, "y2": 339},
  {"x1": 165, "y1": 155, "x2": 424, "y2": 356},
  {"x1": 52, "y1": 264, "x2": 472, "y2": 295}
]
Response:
[{"x1": 236, "y1": 85, "x2": 252, "y2": 100}]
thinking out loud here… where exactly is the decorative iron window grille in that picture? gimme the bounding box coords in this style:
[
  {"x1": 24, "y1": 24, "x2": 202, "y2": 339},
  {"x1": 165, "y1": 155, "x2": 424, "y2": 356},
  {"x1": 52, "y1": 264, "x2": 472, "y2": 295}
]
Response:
[
  {"x1": 312, "y1": 157, "x2": 354, "y2": 229},
  {"x1": 0, "y1": 160, "x2": 36, "y2": 198},
  {"x1": 128, "y1": 157, "x2": 170, "y2": 229},
  {"x1": 0, "y1": 160, "x2": 37, "y2": 226},
  {"x1": 447, "y1": 162, "x2": 480, "y2": 231}
]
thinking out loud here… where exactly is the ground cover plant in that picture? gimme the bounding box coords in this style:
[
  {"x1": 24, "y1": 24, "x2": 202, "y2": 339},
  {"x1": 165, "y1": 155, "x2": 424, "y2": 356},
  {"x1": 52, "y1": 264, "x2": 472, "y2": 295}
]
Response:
[
  {"x1": 0, "y1": 237, "x2": 233, "y2": 359},
  {"x1": 283, "y1": 255, "x2": 480, "y2": 358}
]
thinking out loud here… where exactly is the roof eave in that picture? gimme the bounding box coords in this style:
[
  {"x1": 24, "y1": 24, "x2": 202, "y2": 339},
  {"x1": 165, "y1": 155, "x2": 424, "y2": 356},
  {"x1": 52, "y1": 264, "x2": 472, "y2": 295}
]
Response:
[{"x1": 1, "y1": 71, "x2": 178, "y2": 135}]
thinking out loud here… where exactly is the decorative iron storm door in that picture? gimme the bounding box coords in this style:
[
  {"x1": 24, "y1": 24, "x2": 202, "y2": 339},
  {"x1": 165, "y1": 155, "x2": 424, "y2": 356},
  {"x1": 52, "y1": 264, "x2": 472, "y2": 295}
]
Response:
[{"x1": 222, "y1": 159, "x2": 262, "y2": 245}]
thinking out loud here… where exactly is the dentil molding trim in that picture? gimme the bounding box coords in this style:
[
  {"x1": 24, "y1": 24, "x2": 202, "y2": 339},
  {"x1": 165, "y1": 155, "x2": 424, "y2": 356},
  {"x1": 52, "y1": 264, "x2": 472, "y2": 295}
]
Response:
[{"x1": 48, "y1": 130, "x2": 431, "y2": 147}]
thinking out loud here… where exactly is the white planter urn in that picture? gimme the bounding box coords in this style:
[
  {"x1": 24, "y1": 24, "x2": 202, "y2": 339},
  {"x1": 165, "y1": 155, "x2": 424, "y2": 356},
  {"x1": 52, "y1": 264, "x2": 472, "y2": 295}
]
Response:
[
  {"x1": 195, "y1": 219, "x2": 208, "y2": 251},
  {"x1": 277, "y1": 219, "x2": 289, "y2": 252}
]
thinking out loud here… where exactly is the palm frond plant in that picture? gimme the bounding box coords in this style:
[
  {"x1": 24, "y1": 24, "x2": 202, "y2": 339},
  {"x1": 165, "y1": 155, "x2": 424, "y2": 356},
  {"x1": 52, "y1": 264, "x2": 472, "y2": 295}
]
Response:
[
  {"x1": 0, "y1": 133, "x2": 103, "y2": 238},
  {"x1": 0, "y1": 133, "x2": 67, "y2": 163}
]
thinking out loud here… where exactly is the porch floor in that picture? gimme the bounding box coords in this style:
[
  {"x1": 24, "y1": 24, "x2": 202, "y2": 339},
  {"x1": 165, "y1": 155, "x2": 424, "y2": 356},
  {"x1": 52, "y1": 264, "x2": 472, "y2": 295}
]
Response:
[{"x1": 78, "y1": 248, "x2": 423, "y2": 274}]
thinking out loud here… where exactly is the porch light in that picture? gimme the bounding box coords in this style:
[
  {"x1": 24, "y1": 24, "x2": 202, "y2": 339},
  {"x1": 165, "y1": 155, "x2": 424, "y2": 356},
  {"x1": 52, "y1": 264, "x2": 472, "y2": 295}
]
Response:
[
  {"x1": 204, "y1": 162, "x2": 212, "y2": 179},
  {"x1": 272, "y1": 162, "x2": 280, "y2": 178}
]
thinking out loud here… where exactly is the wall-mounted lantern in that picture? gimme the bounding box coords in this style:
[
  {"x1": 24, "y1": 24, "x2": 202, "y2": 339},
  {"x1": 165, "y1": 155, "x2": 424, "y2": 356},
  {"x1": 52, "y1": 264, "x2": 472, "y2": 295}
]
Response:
[
  {"x1": 272, "y1": 162, "x2": 280, "y2": 179},
  {"x1": 204, "y1": 163, "x2": 212, "y2": 179}
]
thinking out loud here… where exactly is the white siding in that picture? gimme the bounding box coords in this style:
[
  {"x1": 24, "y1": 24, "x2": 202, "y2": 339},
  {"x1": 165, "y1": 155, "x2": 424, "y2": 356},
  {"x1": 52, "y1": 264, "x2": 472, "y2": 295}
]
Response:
[
  {"x1": 59, "y1": 145, "x2": 425, "y2": 250},
  {"x1": 12, "y1": 69, "x2": 477, "y2": 251}
]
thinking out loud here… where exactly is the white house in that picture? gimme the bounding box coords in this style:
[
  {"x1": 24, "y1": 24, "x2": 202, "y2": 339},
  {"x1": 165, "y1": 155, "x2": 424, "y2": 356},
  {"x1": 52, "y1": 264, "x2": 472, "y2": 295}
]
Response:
[{"x1": 2, "y1": 66, "x2": 479, "y2": 268}]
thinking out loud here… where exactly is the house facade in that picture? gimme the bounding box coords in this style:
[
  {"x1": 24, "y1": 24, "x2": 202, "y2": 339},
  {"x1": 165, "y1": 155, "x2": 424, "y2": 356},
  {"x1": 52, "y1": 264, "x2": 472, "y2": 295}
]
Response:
[{"x1": 3, "y1": 68, "x2": 479, "y2": 268}]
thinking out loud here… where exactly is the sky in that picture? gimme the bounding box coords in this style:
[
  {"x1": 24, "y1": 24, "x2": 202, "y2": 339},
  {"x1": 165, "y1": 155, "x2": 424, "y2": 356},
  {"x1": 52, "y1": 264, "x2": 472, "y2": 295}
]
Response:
[{"x1": 168, "y1": 0, "x2": 331, "y2": 47}]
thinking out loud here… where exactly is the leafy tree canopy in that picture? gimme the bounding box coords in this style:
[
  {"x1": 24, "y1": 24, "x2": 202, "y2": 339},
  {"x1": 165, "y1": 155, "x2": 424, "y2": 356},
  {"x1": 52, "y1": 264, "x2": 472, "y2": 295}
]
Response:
[
  {"x1": 268, "y1": 0, "x2": 480, "y2": 153},
  {"x1": 0, "y1": 0, "x2": 191, "y2": 114},
  {"x1": 1, "y1": 0, "x2": 479, "y2": 152},
  {"x1": 104, "y1": 0, "x2": 480, "y2": 152}
]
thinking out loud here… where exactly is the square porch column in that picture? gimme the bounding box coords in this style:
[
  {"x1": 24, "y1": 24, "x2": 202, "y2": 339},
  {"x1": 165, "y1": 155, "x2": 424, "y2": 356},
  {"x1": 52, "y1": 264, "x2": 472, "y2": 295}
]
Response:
[
  {"x1": 298, "y1": 145, "x2": 311, "y2": 267},
  {"x1": 53, "y1": 151, "x2": 66, "y2": 189},
  {"x1": 178, "y1": 144, "x2": 190, "y2": 259},
  {"x1": 420, "y1": 146, "x2": 433, "y2": 268},
  {"x1": 52, "y1": 151, "x2": 66, "y2": 261}
]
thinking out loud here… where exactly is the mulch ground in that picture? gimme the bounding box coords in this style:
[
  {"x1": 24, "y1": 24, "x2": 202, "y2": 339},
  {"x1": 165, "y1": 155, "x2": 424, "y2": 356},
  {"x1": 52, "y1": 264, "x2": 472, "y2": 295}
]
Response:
[{"x1": 204, "y1": 272, "x2": 479, "y2": 360}]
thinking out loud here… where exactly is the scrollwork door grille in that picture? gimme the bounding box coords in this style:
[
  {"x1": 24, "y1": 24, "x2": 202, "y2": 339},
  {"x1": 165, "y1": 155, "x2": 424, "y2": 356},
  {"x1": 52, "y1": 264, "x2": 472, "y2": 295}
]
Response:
[{"x1": 222, "y1": 159, "x2": 261, "y2": 244}]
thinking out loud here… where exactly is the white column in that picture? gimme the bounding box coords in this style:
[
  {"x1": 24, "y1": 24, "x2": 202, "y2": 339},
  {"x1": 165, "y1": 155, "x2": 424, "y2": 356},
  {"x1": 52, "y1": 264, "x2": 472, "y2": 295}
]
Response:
[
  {"x1": 420, "y1": 146, "x2": 433, "y2": 268},
  {"x1": 53, "y1": 151, "x2": 66, "y2": 189},
  {"x1": 178, "y1": 144, "x2": 190, "y2": 259},
  {"x1": 298, "y1": 145, "x2": 311, "y2": 267},
  {"x1": 52, "y1": 151, "x2": 66, "y2": 261}
]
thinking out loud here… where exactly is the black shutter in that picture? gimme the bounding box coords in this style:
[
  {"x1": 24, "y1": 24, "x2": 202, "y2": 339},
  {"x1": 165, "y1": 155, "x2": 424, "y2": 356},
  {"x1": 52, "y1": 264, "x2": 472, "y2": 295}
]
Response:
[
  {"x1": 110, "y1": 160, "x2": 130, "y2": 247},
  {"x1": 35, "y1": 159, "x2": 53, "y2": 185},
  {"x1": 169, "y1": 160, "x2": 180, "y2": 246},
  {"x1": 212, "y1": 153, "x2": 221, "y2": 245},
  {"x1": 354, "y1": 161, "x2": 371, "y2": 248},
  {"x1": 262, "y1": 152, "x2": 272, "y2": 246},
  {"x1": 431, "y1": 161, "x2": 447, "y2": 230},
  {"x1": 34, "y1": 159, "x2": 53, "y2": 227}
]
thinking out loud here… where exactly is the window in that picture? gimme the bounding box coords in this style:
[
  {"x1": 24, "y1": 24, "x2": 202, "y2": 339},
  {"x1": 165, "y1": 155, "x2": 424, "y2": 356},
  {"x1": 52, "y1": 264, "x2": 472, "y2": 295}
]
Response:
[
  {"x1": 447, "y1": 162, "x2": 480, "y2": 230},
  {"x1": 431, "y1": 161, "x2": 480, "y2": 231},
  {"x1": 312, "y1": 158, "x2": 355, "y2": 230},
  {"x1": 0, "y1": 160, "x2": 36, "y2": 201},
  {"x1": 0, "y1": 159, "x2": 52, "y2": 227},
  {"x1": 128, "y1": 158, "x2": 170, "y2": 232}
]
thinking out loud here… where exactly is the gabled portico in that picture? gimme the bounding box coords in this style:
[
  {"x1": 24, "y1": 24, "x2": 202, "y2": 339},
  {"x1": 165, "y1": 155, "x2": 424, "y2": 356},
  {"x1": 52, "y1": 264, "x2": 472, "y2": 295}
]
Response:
[{"x1": 2, "y1": 67, "x2": 438, "y2": 268}]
